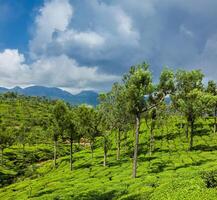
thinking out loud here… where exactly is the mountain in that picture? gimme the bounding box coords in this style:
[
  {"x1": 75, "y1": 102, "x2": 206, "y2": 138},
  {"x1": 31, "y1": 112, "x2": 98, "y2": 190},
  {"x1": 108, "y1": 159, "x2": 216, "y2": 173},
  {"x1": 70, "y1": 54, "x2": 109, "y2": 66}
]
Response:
[
  {"x1": 0, "y1": 86, "x2": 99, "y2": 106},
  {"x1": 0, "y1": 87, "x2": 9, "y2": 93}
]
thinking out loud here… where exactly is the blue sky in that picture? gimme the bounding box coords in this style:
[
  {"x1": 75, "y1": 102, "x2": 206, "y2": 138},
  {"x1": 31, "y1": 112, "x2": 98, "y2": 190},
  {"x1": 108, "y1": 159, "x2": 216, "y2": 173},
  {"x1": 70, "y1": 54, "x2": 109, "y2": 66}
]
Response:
[
  {"x1": 0, "y1": 0, "x2": 43, "y2": 52},
  {"x1": 0, "y1": 0, "x2": 217, "y2": 93}
]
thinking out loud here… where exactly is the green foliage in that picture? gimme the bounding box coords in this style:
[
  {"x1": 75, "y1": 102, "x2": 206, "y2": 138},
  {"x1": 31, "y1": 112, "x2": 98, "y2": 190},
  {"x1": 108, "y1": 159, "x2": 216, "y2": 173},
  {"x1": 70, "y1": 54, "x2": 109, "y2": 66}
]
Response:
[
  {"x1": 1, "y1": 65, "x2": 217, "y2": 199},
  {"x1": 53, "y1": 100, "x2": 68, "y2": 135},
  {"x1": 201, "y1": 170, "x2": 217, "y2": 188},
  {"x1": 76, "y1": 105, "x2": 99, "y2": 143},
  {"x1": 1, "y1": 116, "x2": 217, "y2": 199},
  {"x1": 123, "y1": 62, "x2": 153, "y2": 115},
  {"x1": 171, "y1": 69, "x2": 216, "y2": 150},
  {"x1": 0, "y1": 126, "x2": 15, "y2": 151}
]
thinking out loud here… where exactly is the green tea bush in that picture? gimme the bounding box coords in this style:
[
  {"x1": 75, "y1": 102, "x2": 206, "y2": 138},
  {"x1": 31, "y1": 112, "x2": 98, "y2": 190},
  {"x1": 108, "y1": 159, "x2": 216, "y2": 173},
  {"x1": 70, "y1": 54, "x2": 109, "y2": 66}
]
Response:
[{"x1": 201, "y1": 170, "x2": 217, "y2": 188}]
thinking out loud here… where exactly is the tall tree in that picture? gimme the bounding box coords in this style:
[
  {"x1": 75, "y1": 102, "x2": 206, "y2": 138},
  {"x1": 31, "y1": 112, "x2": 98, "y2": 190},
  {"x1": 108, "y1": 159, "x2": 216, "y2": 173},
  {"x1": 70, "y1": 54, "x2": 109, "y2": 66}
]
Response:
[
  {"x1": 48, "y1": 121, "x2": 60, "y2": 168},
  {"x1": 206, "y1": 80, "x2": 217, "y2": 133},
  {"x1": 123, "y1": 63, "x2": 153, "y2": 178},
  {"x1": 98, "y1": 96, "x2": 113, "y2": 167},
  {"x1": 145, "y1": 107, "x2": 157, "y2": 155},
  {"x1": 76, "y1": 105, "x2": 99, "y2": 159},
  {"x1": 64, "y1": 108, "x2": 78, "y2": 171},
  {"x1": 52, "y1": 100, "x2": 68, "y2": 168},
  {"x1": 147, "y1": 68, "x2": 175, "y2": 155},
  {"x1": 123, "y1": 64, "x2": 174, "y2": 178},
  {"x1": 102, "y1": 133, "x2": 111, "y2": 167},
  {"x1": 172, "y1": 70, "x2": 213, "y2": 150},
  {"x1": 99, "y1": 83, "x2": 133, "y2": 161},
  {"x1": 17, "y1": 123, "x2": 31, "y2": 152}
]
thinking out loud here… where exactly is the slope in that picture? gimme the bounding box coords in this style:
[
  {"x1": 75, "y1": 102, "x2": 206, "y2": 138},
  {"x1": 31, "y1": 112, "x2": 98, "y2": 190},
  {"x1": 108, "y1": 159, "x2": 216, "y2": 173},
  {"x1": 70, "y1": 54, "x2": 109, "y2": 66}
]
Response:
[{"x1": 1, "y1": 117, "x2": 217, "y2": 200}]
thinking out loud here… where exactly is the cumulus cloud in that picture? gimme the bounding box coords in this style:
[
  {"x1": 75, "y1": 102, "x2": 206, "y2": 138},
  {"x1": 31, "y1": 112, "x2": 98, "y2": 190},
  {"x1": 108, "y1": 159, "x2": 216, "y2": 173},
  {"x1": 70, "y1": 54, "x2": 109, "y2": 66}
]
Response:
[
  {"x1": 30, "y1": 54, "x2": 119, "y2": 89},
  {"x1": 0, "y1": 49, "x2": 29, "y2": 86},
  {"x1": 56, "y1": 30, "x2": 105, "y2": 49},
  {"x1": 28, "y1": 0, "x2": 217, "y2": 79},
  {"x1": 0, "y1": 49, "x2": 119, "y2": 91},
  {"x1": 29, "y1": 0, "x2": 140, "y2": 74},
  {"x1": 29, "y1": 0, "x2": 73, "y2": 58}
]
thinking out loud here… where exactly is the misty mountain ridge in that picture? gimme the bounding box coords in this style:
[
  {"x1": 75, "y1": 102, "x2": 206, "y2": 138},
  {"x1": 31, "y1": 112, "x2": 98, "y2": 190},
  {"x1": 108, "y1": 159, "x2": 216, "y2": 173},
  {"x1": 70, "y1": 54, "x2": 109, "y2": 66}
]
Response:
[{"x1": 0, "y1": 86, "x2": 99, "y2": 106}]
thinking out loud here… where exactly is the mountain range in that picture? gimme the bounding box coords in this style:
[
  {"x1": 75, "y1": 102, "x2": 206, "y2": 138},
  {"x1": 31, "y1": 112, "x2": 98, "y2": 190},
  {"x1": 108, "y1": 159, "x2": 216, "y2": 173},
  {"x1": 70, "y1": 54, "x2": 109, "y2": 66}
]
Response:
[{"x1": 0, "y1": 86, "x2": 99, "y2": 106}]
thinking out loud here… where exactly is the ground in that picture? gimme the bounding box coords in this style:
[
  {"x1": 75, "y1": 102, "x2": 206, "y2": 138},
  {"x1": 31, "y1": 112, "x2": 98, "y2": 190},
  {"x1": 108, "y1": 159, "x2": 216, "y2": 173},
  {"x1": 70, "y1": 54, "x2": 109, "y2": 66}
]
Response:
[{"x1": 1, "y1": 118, "x2": 217, "y2": 199}]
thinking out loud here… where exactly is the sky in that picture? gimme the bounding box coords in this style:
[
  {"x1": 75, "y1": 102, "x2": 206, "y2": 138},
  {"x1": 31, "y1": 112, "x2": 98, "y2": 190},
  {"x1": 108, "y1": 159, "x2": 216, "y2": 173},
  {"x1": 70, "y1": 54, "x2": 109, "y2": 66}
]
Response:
[{"x1": 0, "y1": 0, "x2": 217, "y2": 94}]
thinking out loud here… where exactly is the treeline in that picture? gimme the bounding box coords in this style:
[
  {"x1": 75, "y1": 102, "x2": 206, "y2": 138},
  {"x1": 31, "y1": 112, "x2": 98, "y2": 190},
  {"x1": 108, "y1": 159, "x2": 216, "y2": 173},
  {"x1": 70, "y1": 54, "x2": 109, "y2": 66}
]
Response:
[{"x1": 0, "y1": 63, "x2": 217, "y2": 178}]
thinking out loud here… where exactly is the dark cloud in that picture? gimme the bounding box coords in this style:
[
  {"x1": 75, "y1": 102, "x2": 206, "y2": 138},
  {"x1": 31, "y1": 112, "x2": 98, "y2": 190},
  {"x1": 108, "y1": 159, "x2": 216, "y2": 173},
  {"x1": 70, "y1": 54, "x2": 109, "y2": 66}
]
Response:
[{"x1": 31, "y1": 0, "x2": 217, "y2": 80}]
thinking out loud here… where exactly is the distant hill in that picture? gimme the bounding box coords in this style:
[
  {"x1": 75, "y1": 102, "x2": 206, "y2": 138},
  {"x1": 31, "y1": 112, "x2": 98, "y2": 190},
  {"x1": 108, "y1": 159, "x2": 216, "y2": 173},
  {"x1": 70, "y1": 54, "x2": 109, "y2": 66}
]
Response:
[{"x1": 0, "y1": 86, "x2": 99, "y2": 106}]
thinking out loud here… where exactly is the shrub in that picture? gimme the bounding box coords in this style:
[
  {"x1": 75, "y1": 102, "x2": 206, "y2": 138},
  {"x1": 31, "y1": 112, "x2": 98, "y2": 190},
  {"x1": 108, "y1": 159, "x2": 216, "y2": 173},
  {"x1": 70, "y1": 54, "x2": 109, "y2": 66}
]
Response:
[{"x1": 201, "y1": 170, "x2": 217, "y2": 188}]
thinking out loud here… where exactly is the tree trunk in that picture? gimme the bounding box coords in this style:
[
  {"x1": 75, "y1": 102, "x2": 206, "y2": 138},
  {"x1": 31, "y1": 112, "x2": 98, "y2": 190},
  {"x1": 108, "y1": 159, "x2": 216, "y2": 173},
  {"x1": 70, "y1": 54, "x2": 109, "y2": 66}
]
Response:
[
  {"x1": 103, "y1": 136, "x2": 107, "y2": 167},
  {"x1": 214, "y1": 107, "x2": 217, "y2": 133},
  {"x1": 22, "y1": 143, "x2": 26, "y2": 162},
  {"x1": 1, "y1": 148, "x2": 3, "y2": 165},
  {"x1": 186, "y1": 123, "x2": 189, "y2": 140},
  {"x1": 132, "y1": 114, "x2": 140, "y2": 178},
  {"x1": 23, "y1": 143, "x2": 25, "y2": 152},
  {"x1": 124, "y1": 131, "x2": 128, "y2": 153},
  {"x1": 215, "y1": 117, "x2": 217, "y2": 134},
  {"x1": 77, "y1": 137, "x2": 80, "y2": 147},
  {"x1": 117, "y1": 129, "x2": 121, "y2": 160},
  {"x1": 70, "y1": 136, "x2": 73, "y2": 171},
  {"x1": 103, "y1": 150, "x2": 107, "y2": 167},
  {"x1": 54, "y1": 140, "x2": 57, "y2": 168},
  {"x1": 189, "y1": 120, "x2": 194, "y2": 151},
  {"x1": 90, "y1": 143, "x2": 94, "y2": 159},
  {"x1": 180, "y1": 121, "x2": 183, "y2": 129},
  {"x1": 149, "y1": 123, "x2": 154, "y2": 156}
]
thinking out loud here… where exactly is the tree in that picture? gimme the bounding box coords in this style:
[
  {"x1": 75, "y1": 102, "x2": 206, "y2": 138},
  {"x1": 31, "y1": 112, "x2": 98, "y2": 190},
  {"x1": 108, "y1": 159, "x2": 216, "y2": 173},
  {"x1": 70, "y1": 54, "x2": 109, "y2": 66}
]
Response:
[
  {"x1": 64, "y1": 109, "x2": 77, "y2": 171},
  {"x1": 48, "y1": 121, "x2": 60, "y2": 168},
  {"x1": 147, "y1": 68, "x2": 175, "y2": 155},
  {"x1": 99, "y1": 83, "x2": 133, "y2": 161},
  {"x1": 98, "y1": 97, "x2": 114, "y2": 167},
  {"x1": 17, "y1": 123, "x2": 31, "y2": 152},
  {"x1": 76, "y1": 105, "x2": 99, "y2": 159},
  {"x1": 102, "y1": 133, "x2": 111, "y2": 167},
  {"x1": 0, "y1": 126, "x2": 14, "y2": 165},
  {"x1": 52, "y1": 100, "x2": 68, "y2": 168},
  {"x1": 53, "y1": 101, "x2": 68, "y2": 134},
  {"x1": 123, "y1": 63, "x2": 153, "y2": 178},
  {"x1": 172, "y1": 70, "x2": 214, "y2": 150},
  {"x1": 206, "y1": 80, "x2": 217, "y2": 133},
  {"x1": 145, "y1": 107, "x2": 157, "y2": 155},
  {"x1": 123, "y1": 64, "x2": 174, "y2": 178}
]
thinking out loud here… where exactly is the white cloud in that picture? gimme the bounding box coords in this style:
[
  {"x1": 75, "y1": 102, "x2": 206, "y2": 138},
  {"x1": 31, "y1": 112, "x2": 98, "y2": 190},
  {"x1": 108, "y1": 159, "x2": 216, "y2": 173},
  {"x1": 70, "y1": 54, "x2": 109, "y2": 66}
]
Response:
[
  {"x1": 115, "y1": 9, "x2": 139, "y2": 39},
  {"x1": 0, "y1": 49, "x2": 119, "y2": 91},
  {"x1": 29, "y1": 0, "x2": 140, "y2": 64},
  {"x1": 30, "y1": 54, "x2": 119, "y2": 87},
  {"x1": 0, "y1": 49, "x2": 30, "y2": 86},
  {"x1": 0, "y1": 49, "x2": 25, "y2": 74},
  {"x1": 57, "y1": 30, "x2": 105, "y2": 49},
  {"x1": 29, "y1": 0, "x2": 73, "y2": 58}
]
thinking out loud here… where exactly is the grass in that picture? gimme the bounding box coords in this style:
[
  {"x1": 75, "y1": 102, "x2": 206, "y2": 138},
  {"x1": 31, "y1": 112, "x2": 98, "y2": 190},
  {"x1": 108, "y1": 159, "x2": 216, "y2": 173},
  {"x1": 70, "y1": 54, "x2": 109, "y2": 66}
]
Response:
[
  {"x1": 1, "y1": 118, "x2": 217, "y2": 199},
  {"x1": 0, "y1": 144, "x2": 69, "y2": 187}
]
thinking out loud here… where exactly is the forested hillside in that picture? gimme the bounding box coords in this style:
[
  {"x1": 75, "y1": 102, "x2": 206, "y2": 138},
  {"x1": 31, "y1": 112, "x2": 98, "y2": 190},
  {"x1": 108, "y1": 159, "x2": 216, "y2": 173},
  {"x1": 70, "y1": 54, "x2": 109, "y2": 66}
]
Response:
[
  {"x1": 0, "y1": 86, "x2": 99, "y2": 106},
  {"x1": 1, "y1": 64, "x2": 217, "y2": 200},
  {"x1": 0, "y1": 94, "x2": 69, "y2": 186}
]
